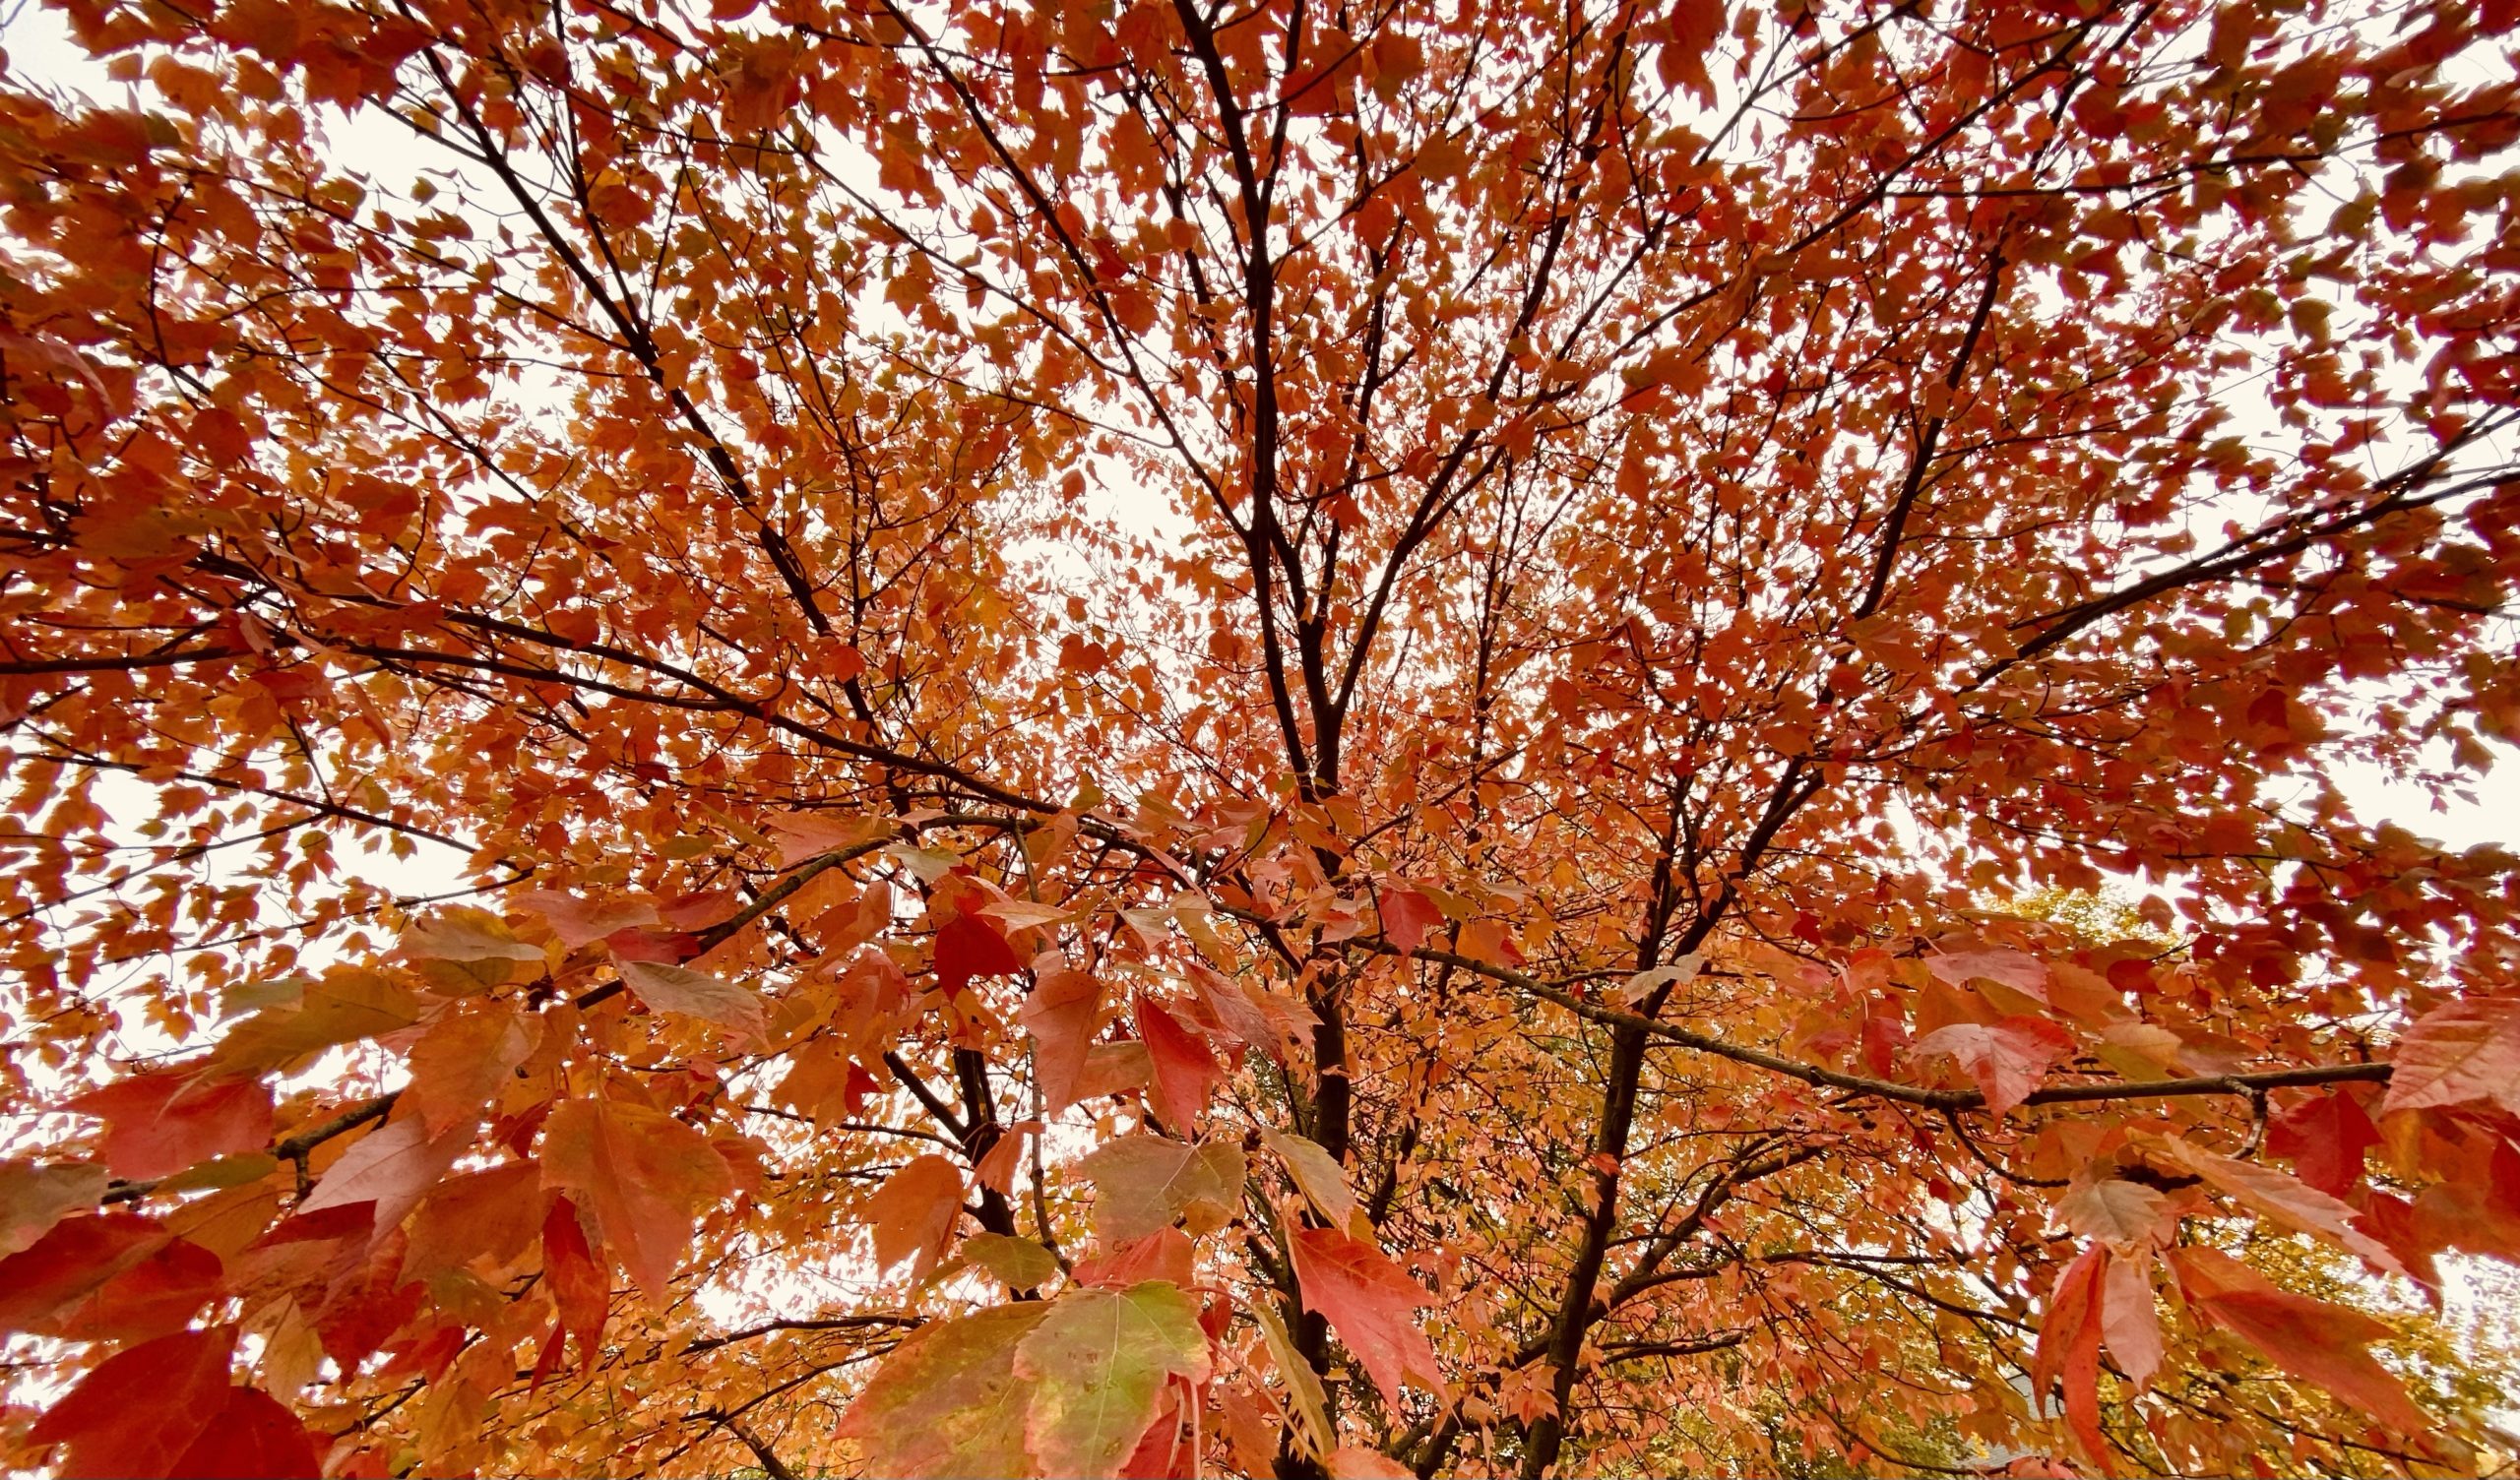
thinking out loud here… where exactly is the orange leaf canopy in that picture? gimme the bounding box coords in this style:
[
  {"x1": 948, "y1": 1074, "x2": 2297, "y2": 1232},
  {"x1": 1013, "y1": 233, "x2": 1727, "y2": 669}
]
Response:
[{"x1": 4, "y1": 0, "x2": 2519, "y2": 1476}]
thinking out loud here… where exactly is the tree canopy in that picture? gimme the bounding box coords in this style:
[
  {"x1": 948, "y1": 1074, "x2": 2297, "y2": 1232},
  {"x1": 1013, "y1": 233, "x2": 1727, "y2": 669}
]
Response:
[{"x1": 4, "y1": 0, "x2": 2519, "y2": 1475}]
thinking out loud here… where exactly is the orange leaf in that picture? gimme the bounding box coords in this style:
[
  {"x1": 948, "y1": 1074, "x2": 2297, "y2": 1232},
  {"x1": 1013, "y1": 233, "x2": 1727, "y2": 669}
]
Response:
[
  {"x1": 406, "y1": 1161, "x2": 543, "y2": 1278},
  {"x1": 863, "y1": 1152, "x2": 964, "y2": 1280},
  {"x1": 1076, "y1": 1226, "x2": 1197, "y2": 1289},
  {"x1": 542, "y1": 1196, "x2": 609, "y2": 1372},
  {"x1": 1373, "y1": 885, "x2": 1444, "y2": 956},
  {"x1": 1924, "y1": 946, "x2": 2051, "y2": 1001},
  {"x1": 975, "y1": 1121, "x2": 1036, "y2": 1196},
  {"x1": 299, "y1": 1113, "x2": 471, "y2": 1238},
  {"x1": 0, "y1": 1160, "x2": 107, "y2": 1258},
  {"x1": 0, "y1": 1211, "x2": 166, "y2": 1331},
  {"x1": 1135, "y1": 994, "x2": 1224, "y2": 1132},
  {"x1": 2266, "y1": 1089, "x2": 2380, "y2": 1197},
  {"x1": 1909, "y1": 1017, "x2": 2073, "y2": 1115},
  {"x1": 49, "y1": 1232, "x2": 221, "y2": 1342},
  {"x1": 1330, "y1": 1448, "x2": 1418, "y2": 1480},
  {"x1": 309, "y1": 1225, "x2": 423, "y2": 1371},
  {"x1": 1654, "y1": 0, "x2": 1724, "y2": 101},
  {"x1": 520, "y1": 890, "x2": 661, "y2": 950},
  {"x1": 26, "y1": 1325, "x2": 237, "y2": 1478},
  {"x1": 1023, "y1": 968, "x2": 1104, "y2": 1114},
  {"x1": 165, "y1": 1386, "x2": 325, "y2": 1479},
  {"x1": 2100, "y1": 1251, "x2": 2163, "y2": 1394},
  {"x1": 62, "y1": 1074, "x2": 274, "y2": 1181},
  {"x1": 764, "y1": 810, "x2": 889, "y2": 868},
  {"x1": 539, "y1": 1094, "x2": 733, "y2": 1298},
  {"x1": 404, "y1": 1000, "x2": 533, "y2": 1134},
  {"x1": 2383, "y1": 994, "x2": 2520, "y2": 1115},
  {"x1": 2057, "y1": 1177, "x2": 2172, "y2": 1252},
  {"x1": 1076, "y1": 1135, "x2": 1243, "y2": 1244},
  {"x1": 834, "y1": 1304, "x2": 1049, "y2": 1478},
  {"x1": 1287, "y1": 1225, "x2": 1443, "y2": 1411},
  {"x1": 618, "y1": 959, "x2": 768, "y2": 1042},
  {"x1": 934, "y1": 909, "x2": 1022, "y2": 996},
  {"x1": 2029, "y1": 1245, "x2": 2112, "y2": 1474},
  {"x1": 2168, "y1": 1139, "x2": 2408, "y2": 1277},
  {"x1": 2170, "y1": 1246, "x2": 2430, "y2": 1433}
]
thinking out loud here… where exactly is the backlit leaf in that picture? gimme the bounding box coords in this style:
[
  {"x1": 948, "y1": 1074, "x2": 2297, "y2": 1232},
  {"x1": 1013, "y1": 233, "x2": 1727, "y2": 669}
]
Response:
[
  {"x1": 1373, "y1": 885, "x2": 1444, "y2": 956},
  {"x1": 2057, "y1": 1177, "x2": 2171, "y2": 1252},
  {"x1": 1263, "y1": 1128, "x2": 1362, "y2": 1234},
  {"x1": 208, "y1": 969, "x2": 420, "y2": 1076},
  {"x1": 2383, "y1": 995, "x2": 2520, "y2": 1115},
  {"x1": 2170, "y1": 1246, "x2": 2430, "y2": 1434},
  {"x1": 301, "y1": 1113, "x2": 472, "y2": 1236},
  {"x1": 1287, "y1": 1226, "x2": 1443, "y2": 1410},
  {"x1": 25, "y1": 1325, "x2": 236, "y2": 1478},
  {"x1": 1013, "y1": 1281, "x2": 1211, "y2": 1479},
  {"x1": 404, "y1": 1000, "x2": 534, "y2": 1134},
  {"x1": 960, "y1": 1231, "x2": 1060, "y2": 1292},
  {"x1": 1923, "y1": 947, "x2": 2051, "y2": 1001},
  {"x1": 2167, "y1": 1139, "x2": 2408, "y2": 1278},
  {"x1": 933, "y1": 910, "x2": 1022, "y2": 996},
  {"x1": 520, "y1": 891, "x2": 662, "y2": 950},
  {"x1": 1076, "y1": 1135, "x2": 1244, "y2": 1244},
  {"x1": 1134, "y1": 994, "x2": 1224, "y2": 1132},
  {"x1": 400, "y1": 907, "x2": 544, "y2": 991},
  {"x1": 864, "y1": 1152, "x2": 965, "y2": 1280},
  {"x1": 2100, "y1": 1250, "x2": 2163, "y2": 1393},
  {"x1": 1250, "y1": 1299, "x2": 1334, "y2": 1457},
  {"x1": 0, "y1": 1160, "x2": 108, "y2": 1258},
  {"x1": 617, "y1": 959, "x2": 768, "y2": 1041},
  {"x1": 2029, "y1": 1245, "x2": 2110, "y2": 1472},
  {"x1": 542, "y1": 1196, "x2": 609, "y2": 1370},
  {"x1": 540, "y1": 1094, "x2": 733, "y2": 1297},
  {"x1": 0, "y1": 1213, "x2": 173, "y2": 1332},
  {"x1": 1023, "y1": 969, "x2": 1103, "y2": 1114},
  {"x1": 834, "y1": 1303, "x2": 1050, "y2": 1478},
  {"x1": 1909, "y1": 1018, "x2": 2074, "y2": 1115},
  {"x1": 164, "y1": 1386, "x2": 325, "y2": 1480},
  {"x1": 62, "y1": 1075, "x2": 274, "y2": 1182},
  {"x1": 2265, "y1": 1090, "x2": 2381, "y2": 1198}
]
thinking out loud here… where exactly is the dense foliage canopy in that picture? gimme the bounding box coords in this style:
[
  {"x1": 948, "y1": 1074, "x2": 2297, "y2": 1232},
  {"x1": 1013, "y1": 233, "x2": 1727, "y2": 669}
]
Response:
[{"x1": 4, "y1": 0, "x2": 2519, "y2": 1474}]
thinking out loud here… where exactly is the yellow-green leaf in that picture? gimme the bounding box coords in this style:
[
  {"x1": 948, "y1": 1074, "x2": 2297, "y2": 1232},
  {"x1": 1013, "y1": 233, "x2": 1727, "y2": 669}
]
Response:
[{"x1": 1013, "y1": 1281, "x2": 1210, "y2": 1480}]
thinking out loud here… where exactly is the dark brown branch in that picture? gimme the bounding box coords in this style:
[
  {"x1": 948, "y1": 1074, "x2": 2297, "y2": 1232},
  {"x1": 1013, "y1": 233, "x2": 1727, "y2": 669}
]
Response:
[{"x1": 683, "y1": 1314, "x2": 922, "y2": 1355}]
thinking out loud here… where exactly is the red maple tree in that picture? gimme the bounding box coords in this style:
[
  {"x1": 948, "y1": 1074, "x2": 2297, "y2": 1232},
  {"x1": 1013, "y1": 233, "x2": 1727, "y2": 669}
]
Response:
[{"x1": 4, "y1": 0, "x2": 2519, "y2": 1475}]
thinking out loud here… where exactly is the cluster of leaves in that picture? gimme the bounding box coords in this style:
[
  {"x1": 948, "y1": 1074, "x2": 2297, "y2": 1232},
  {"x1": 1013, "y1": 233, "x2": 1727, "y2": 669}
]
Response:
[{"x1": 3, "y1": 0, "x2": 2519, "y2": 1475}]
